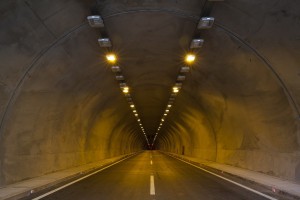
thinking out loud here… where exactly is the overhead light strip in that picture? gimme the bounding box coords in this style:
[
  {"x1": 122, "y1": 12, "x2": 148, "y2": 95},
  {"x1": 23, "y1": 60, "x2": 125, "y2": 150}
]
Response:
[{"x1": 87, "y1": 15, "x2": 149, "y2": 146}]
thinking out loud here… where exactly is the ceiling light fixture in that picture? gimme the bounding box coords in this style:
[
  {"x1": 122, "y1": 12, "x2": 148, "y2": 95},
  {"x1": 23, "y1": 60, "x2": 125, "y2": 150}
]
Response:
[
  {"x1": 185, "y1": 54, "x2": 196, "y2": 64},
  {"x1": 106, "y1": 53, "x2": 116, "y2": 63},
  {"x1": 180, "y1": 66, "x2": 190, "y2": 73},
  {"x1": 190, "y1": 39, "x2": 204, "y2": 49},
  {"x1": 87, "y1": 15, "x2": 104, "y2": 28},
  {"x1": 99, "y1": 38, "x2": 112, "y2": 47},
  {"x1": 173, "y1": 87, "x2": 179, "y2": 93},
  {"x1": 197, "y1": 17, "x2": 215, "y2": 29}
]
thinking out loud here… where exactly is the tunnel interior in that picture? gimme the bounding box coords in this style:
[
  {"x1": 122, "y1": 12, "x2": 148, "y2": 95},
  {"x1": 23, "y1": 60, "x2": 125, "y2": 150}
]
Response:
[{"x1": 0, "y1": 0, "x2": 300, "y2": 186}]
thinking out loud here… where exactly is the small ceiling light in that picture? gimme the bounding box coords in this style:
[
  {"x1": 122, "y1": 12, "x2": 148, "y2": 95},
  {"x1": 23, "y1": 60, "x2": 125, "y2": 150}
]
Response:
[
  {"x1": 167, "y1": 104, "x2": 172, "y2": 108},
  {"x1": 106, "y1": 53, "x2": 116, "y2": 63},
  {"x1": 197, "y1": 17, "x2": 215, "y2": 29},
  {"x1": 120, "y1": 83, "x2": 127, "y2": 88},
  {"x1": 166, "y1": 109, "x2": 169, "y2": 112},
  {"x1": 87, "y1": 15, "x2": 104, "y2": 28},
  {"x1": 99, "y1": 38, "x2": 112, "y2": 47},
  {"x1": 161, "y1": 119, "x2": 164, "y2": 122},
  {"x1": 180, "y1": 66, "x2": 190, "y2": 73},
  {"x1": 130, "y1": 104, "x2": 135, "y2": 108},
  {"x1": 137, "y1": 119, "x2": 140, "y2": 122},
  {"x1": 185, "y1": 54, "x2": 196, "y2": 64},
  {"x1": 111, "y1": 66, "x2": 121, "y2": 73},
  {"x1": 164, "y1": 113, "x2": 167, "y2": 116},
  {"x1": 190, "y1": 39, "x2": 204, "y2": 49},
  {"x1": 173, "y1": 87, "x2": 179, "y2": 93},
  {"x1": 175, "y1": 82, "x2": 182, "y2": 87},
  {"x1": 177, "y1": 75, "x2": 186, "y2": 81},
  {"x1": 115, "y1": 75, "x2": 124, "y2": 81},
  {"x1": 133, "y1": 110, "x2": 137, "y2": 113},
  {"x1": 135, "y1": 114, "x2": 138, "y2": 117}
]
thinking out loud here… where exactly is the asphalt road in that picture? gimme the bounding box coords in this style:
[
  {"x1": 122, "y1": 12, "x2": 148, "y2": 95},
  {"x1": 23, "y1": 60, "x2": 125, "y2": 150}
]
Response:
[{"x1": 31, "y1": 151, "x2": 278, "y2": 200}]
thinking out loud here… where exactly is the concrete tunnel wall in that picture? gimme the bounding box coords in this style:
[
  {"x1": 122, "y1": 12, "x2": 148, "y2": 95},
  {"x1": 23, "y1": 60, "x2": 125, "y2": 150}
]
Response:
[{"x1": 0, "y1": 0, "x2": 300, "y2": 186}]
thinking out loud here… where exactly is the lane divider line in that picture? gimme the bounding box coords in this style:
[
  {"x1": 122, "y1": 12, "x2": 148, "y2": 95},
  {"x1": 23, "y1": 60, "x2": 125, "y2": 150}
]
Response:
[
  {"x1": 150, "y1": 175, "x2": 155, "y2": 195},
  {"x1": 32, "y1": 154, "x2": 138, "y2": 200},
  {"x1": 166, "y1": 154, "x2": 277, "y2": 200},
  {"x1": 150, "y1": 160, "x2": 153, "y2": 165}
]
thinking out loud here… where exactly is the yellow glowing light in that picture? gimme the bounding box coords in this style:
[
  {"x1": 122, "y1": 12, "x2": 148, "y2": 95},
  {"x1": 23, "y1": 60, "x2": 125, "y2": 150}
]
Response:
[
  {"x1": 106, "y1": 53, "x2": 117, "y2": 63},
  {"x1": 122, "y1": 87, "x2": 129, "y2": 93},
  {"x1": 167, "y1": 104, "x2": 172, "y2": 108},
  {"x1": 173, "y1": 87, "x2": 179, "y2": 93},
  {"x1": 164, "y1": 113, "x2": 167, "y2": 116},
  {"x1": 135, "y1": 114, "x2": 138, "y2": 116},
  {"x1": 185, "y1": 54, "x2": 196, "y2": 64},
  {"x1": 161, "y1": 119, "x2": 164, "y2": 122},
  {"x1": 130, "y1": 104, "x2": 135, "y2": 108},
  {"x1": 166, "y1": 110, "x2": 169, "y2": 112},
  {"x1": 133, "y1": 110, "x2": 137, "y2": 113}
]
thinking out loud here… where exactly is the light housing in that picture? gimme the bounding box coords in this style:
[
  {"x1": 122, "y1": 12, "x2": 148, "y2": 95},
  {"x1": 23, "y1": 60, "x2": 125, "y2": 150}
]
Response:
[
  {"x1": 122, "y1": 87, "x2": 129, "y2": 93},
  {"x1": 115, "y1": 75, "x2": 124, "y2": 81},
  {"x1": 197, "y1": 17, "x2": 215, "y2": 29},
  {"x1": 98, "y1": 38, "x2": 112, "y2": 47},
  {"x1": 185, "y1": 54, "x2": 196, "y2": 64},
  {"x1": 180, "y1": 66, "x2": 190, "y2": 73},
  {"x1": 172, "y1": 87, "x2": 179, "y2": 93},
  {"x1": 111, "y1": 66, "x2": 121, "y2": 73},
  {"x1": 119, "y1": 83, "x2": 127, "y2": 88},
  {"x1": 190, "y1": 39, "x2": 204, "y2": 48},
  {"x1": 87, "y1": 15, "x2": 104, "y2": 28},
  {"x1": 177, "y1": 75, "x2": 186, "y2": 81},
  {"x1": 106, "y1": 53, "x2": 116, "y2": 63}
]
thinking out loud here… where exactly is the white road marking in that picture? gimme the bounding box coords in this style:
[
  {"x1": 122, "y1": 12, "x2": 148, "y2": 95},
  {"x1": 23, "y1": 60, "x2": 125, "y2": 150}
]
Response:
[
  {"x1": 32, "y1": 154, "x2": 137, "y2": 200},
  {"x1": 150, "y1": 160, "x2": 153, "y2": 165},
  {"x1": 150, "y1": 175, "x2": 155, "y2": 195},
  {"x1": 169, "y1": 154, "x2": 277, "y2": 200}
]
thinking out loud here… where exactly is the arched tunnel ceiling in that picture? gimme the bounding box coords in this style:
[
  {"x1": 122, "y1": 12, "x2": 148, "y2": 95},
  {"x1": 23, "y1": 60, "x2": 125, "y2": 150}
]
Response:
[{"x1": 0, "y1": 0, "x2": 300, "y2": 185}]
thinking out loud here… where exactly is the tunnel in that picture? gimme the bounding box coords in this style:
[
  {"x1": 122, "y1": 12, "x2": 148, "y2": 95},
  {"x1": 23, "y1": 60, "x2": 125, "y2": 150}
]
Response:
[{"x1": 0, "y1": 0, "x2": 300, "y2": 199}]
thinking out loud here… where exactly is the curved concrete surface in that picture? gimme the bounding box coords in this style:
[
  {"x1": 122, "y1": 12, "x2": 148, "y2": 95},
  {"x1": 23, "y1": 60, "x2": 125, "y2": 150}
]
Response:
[{"x1": 0, "y1": 0, "x2": 300, "y2": 186}]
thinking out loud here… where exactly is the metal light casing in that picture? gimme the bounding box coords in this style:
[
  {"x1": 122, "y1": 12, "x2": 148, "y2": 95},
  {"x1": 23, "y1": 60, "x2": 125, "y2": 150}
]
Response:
[
  {"x1": 98, "y1": 38, "x2": 112, "y2": 47},
  {"x1": 177, "y1": 75, "x2": 186, "y2": 81},
  {"x1": 111, "y1": 66, "x2": 121, "y2": 73},
  {"x1": 180, "y1": 66, "x2": 190, "y2": 73},
  {"x1": 190, "y1": 39, "x2": 204, "y2": 48},
  {"x1": 197, "y1": 17, "x2": 215, "y2": 29},
  {"x1": 115, "y1": 75, "x2": 125, "y2": 81},
  {"x1": 87, "y1": 15, "x2": 104, "y2": 28}
]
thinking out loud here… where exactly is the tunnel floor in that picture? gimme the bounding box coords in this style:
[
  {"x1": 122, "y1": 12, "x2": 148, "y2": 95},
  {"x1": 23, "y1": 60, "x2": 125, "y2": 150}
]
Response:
[{"x1": 21, "y1": 151, "x2": 290, "y2": 200}]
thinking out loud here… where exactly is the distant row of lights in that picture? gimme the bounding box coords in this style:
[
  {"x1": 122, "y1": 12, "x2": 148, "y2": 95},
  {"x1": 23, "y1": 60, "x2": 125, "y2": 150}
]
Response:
[
  {"x1": 87, "y1": 14, "x2": 215, "y2": 147},
  {"x1": 87, "y1": 15, "x2": 150, "y2": 146},
  {"x1": 151, "y1": 16, "x2": 215, "y2": 146}
]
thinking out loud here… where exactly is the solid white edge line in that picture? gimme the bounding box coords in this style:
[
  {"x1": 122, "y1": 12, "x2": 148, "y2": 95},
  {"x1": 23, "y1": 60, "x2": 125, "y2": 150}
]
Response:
[
  {"x1": 167, "y1": 154, "x2": 277, "y2": 200},
  {"x1": 150, "y1": 175, "x2": 155, "y2": 195},
  {"x1": 32, "y1": 153, "x2": 138, "y2": 200}
]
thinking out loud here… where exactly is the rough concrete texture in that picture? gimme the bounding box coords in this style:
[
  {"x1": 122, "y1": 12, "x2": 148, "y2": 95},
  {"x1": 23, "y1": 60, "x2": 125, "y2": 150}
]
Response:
[{"x1": 0, "y1": 0, "x2": 300, "y2": 185}]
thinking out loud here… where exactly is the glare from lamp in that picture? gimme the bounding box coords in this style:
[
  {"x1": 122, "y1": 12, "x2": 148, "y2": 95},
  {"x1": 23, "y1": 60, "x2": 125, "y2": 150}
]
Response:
[
  {"x1": 122, "y1": 86, "x2": 129, "y2": 94},
  {"x1": 185, "y1": 53, "x2": 196, "y2": 64},
  {"x1": 106, "y1": 53, "x2": 117, "y2": 63},
  {"x1": 173, "y1": 87, "x2": 179, "y2": 93}
]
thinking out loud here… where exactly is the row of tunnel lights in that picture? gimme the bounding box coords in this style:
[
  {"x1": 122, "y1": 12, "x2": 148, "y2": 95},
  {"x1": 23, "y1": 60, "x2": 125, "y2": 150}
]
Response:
[
  {"x1": 106, "y1": 54, "x2": 150, "y2": 146},
  {"x1": 87, "y1": 14, "x2": 215, "y2": 147},
  {"x1": 151, "y1": 17, "x2": 216, "y2": 146}
]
